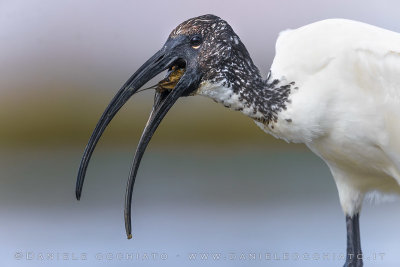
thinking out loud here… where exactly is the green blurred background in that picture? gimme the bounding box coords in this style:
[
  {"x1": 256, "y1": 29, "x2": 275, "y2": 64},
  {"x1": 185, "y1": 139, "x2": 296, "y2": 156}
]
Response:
[{"x1": 1, "y1": 0, "x2": 400, "y2": 266}]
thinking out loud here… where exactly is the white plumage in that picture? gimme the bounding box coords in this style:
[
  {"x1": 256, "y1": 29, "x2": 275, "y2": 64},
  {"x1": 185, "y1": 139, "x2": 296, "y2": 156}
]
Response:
[{"x1": 266, "y1": 19, "x2": 400, "y2": 216}]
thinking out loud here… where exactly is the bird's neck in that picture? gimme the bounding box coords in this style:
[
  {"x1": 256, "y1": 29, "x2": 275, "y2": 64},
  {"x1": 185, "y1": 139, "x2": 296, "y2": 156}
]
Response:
[{"x1": 198, "y1": 67, "x2": 293, "y2": 124}]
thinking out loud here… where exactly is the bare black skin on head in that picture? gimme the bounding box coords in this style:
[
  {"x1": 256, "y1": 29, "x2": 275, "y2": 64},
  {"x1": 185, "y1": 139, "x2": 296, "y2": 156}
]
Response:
[
  {"x1": 174, "y1": 15, "x2": 293, "y2": 122},
  {"x1": 76, "y1": 14, "x2": 293, "y2": 239}
]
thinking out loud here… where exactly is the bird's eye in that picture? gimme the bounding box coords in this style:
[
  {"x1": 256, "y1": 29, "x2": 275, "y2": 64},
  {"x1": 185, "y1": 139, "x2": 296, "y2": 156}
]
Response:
[{"x1": 190, "y1": 35, "x2": 202, "y2": 49}]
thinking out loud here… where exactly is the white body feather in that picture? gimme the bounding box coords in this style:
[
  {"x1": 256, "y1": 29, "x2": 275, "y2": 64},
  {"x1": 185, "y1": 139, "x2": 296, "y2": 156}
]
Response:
[{"x1": 200, "y1": 19, "x2": 400, "y2": 216}]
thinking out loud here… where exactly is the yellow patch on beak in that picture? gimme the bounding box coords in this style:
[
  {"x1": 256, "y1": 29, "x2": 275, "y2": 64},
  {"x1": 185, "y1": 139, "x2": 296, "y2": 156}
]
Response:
[{"x1": 157, "y1": 67, "x2": 185, "y2": 92}]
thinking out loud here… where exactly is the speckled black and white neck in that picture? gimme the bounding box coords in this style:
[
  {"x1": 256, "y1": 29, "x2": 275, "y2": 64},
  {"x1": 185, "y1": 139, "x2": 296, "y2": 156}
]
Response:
[
  {"x1": 199, "y1": 70, "x2": 296, "y2": 125},
  {"x1": 198, "y1": 70, "x2": 296, "y2": 125},
  {"x1": 172, "y1": 15, "x2": 296, "y2": 125}
]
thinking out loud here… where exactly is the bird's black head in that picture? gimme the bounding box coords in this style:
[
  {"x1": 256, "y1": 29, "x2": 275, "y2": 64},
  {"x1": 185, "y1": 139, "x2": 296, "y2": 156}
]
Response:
[
  {"x1": 75, "y1": 14, "x2": 260, "y2": 239},
  {"x1": 168, "y1": 14, "x2": 261, "y2": 95}
]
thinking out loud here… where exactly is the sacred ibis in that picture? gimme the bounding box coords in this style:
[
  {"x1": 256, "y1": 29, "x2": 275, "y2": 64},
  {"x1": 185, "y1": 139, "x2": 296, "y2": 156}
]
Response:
[{"x1": 76, "y1": 15, "x2": 400, "y2": 267}]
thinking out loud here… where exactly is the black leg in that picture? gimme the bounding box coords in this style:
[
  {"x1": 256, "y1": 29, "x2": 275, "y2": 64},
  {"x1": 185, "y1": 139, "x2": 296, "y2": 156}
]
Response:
[{"x1": 344, "y1": 213, "x2": 363, "y2": 267}]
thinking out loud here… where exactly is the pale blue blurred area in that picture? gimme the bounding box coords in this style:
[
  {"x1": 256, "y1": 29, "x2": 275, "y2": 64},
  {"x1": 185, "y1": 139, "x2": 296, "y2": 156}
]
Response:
[
  {"x1": 1, "y1": 0, "x2": 400, "y2": 266},
  {"x1": 0, "y1": 147, "x2": 399, "y2": 266},
  {"x1": 2, "y1": 0, "x2": 400, "y2": 95}
]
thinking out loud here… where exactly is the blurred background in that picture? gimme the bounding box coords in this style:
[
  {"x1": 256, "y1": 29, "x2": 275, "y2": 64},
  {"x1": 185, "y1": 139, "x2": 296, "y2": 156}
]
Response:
[{"x1": 1, "y1": 0, "x2": 400, "y2": 266}]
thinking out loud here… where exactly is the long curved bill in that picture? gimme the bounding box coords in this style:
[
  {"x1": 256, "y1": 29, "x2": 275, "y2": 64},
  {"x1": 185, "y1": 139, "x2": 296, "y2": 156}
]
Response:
[{"x1": 76, "y1": 43, "x2": 202, "y2": 239}]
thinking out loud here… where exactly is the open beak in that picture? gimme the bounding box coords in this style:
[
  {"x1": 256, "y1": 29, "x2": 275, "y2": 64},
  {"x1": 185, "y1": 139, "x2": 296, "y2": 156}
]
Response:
[{"x1": 75, "y1": 40, "x2": 202, "y2": 239}]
